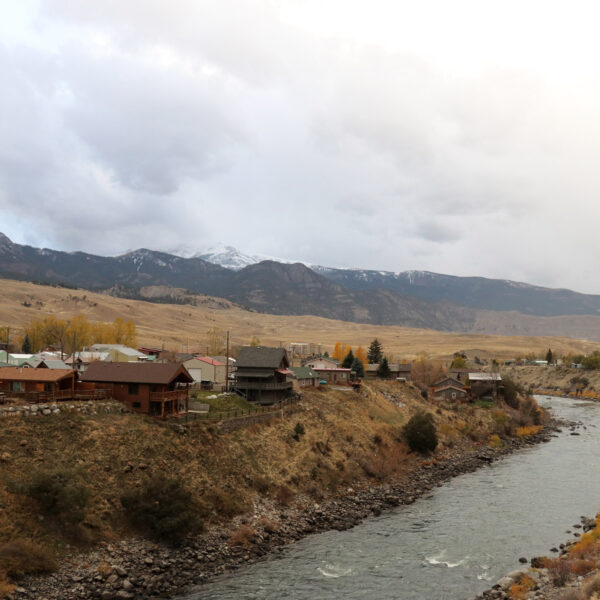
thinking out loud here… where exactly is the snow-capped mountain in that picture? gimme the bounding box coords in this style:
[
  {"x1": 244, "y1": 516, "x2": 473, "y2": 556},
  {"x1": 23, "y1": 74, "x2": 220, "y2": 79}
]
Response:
[{"x1": 196, "y1": 245, "x2": 270, "y2": 270}]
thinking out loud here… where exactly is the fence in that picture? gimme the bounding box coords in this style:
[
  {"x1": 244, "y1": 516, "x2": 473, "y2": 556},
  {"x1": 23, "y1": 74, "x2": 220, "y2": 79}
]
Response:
[{"x1": 182, "y1": 395, "x2": 301, "y2": 424}]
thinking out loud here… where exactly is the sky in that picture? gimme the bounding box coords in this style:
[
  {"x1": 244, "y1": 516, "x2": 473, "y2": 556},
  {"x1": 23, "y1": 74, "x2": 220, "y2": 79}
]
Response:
[{"x1": 1, "y1": 1, "x2": 600, "y2": 292}]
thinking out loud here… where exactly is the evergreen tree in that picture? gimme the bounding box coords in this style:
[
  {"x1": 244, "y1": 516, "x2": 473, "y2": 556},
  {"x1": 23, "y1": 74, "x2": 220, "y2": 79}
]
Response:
[
  {"x1": 377, "y1": 357, "x2": 391, "y2": 378},
  {"x1": 323, "y1": 351, "x2": 329, "y2": 358},
  {"x1": 545, "y1": 348, "x2": 553, "y2": 364},
  {"x1": 21, "y1": 333, "x2": 32, "y2": 354},
  {"x1": 342, "y1": 349, "x2": 355, "y2": 368},
  {"x1": 367, "y1": 339, "x2": 383, "y2": 364},
  {"x1": 351, "y1": 357, "x2": 365, "y2": 378}
]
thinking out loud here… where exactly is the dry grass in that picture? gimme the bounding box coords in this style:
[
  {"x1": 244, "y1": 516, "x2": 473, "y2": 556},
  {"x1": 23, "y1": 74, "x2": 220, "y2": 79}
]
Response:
[
  {"x1": 0, "y1": 278, "x2": 598, "y2": 359},
  {"x1": 229, "y1": 525, "x2": 256, "y2": 547},
  {"x1": 0, "y1": 380, "x2": 548, "y2": 568},
  {"x1": 516, "y1": 425, "x2": 543, "y2": 438}
]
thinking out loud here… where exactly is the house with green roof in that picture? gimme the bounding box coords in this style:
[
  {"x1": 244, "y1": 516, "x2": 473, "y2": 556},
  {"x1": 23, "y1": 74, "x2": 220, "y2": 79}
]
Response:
[{"x1": 290, "y1": 366, "x2": 318, "y2": 388}]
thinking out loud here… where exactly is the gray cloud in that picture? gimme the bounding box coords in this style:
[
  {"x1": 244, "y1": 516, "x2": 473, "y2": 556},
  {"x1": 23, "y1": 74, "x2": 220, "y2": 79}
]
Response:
[{"x1": 1, "y1": 2, "x2": 600, "y2": 293}]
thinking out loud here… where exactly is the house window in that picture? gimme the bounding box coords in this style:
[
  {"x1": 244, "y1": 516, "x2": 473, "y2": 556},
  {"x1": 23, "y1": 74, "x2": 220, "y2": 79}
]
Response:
[
  {"x1": 11, "y1": 381, "x2": 23, "y2": 392},
  {"x1": 128, "y1": 383, "x2": 139, "y2": 395},
  {"x1": 451, "y1": 392, "x2": 457, "y2": 399},
  {"x1": 132, "y1": 401, "x2": 141, "y2": 408},
  {"x1": 44, "y1": 383, "x2": 52, "y2": 392}
]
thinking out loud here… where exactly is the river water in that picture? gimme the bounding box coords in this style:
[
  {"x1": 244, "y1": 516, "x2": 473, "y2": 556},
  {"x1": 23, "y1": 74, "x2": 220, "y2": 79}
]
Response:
[{"x1": 183, "y1": 397, "x2": 600, "y2": 600}]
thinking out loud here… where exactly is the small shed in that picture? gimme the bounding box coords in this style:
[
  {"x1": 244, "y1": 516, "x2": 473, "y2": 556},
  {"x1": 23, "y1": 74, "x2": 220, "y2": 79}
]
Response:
[{"x1": 290, "y1": 366, "x2": 318, "y2": 388}]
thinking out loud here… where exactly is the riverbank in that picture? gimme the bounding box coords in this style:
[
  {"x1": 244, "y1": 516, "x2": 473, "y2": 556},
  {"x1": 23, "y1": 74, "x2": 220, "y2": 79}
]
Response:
[
  {"x1": 14, "y1": 421, "x2": 559, "y2": 600},
  {"x1": 474, "y1": 513, "x2": 600, "y2": 600}
]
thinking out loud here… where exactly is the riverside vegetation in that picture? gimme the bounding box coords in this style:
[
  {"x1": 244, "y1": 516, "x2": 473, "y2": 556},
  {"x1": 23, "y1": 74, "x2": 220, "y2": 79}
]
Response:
[{"x1": 0, "y1": 379, "x2": 551, "y2": 599}]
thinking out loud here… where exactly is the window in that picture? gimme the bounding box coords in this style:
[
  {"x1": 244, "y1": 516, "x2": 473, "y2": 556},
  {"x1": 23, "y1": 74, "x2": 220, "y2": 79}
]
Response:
[
  {"x1": 11, "y1": 381, "x2": 23, "y2": 392},
  {"x1": 128, "y1": 383, "x2": 139, "y2": 395},
  {"x1": 132, "y1": 401, "x2": 141, "y2": 408}
]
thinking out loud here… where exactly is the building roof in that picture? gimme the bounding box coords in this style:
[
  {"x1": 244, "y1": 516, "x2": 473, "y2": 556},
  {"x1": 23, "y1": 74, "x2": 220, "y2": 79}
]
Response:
[
  {"x1": 434, "y1": 384, "x2": 467, "y2": 393},
  {"x1": 432, "y1": 376, "x2": 464, "y2": 388},
  {"x1": 209, "y1": 356, "x2": 236, "y2": 364},
  {"x1": 311, "y1": 367, "x2": 351, "y2": 372},
  {"x1": 89, "y1": 344, "x2": 148, "y2": 358},
  {"x1": 65, "y1": 351, "x2": 111, "y2": 364},
  {"x1": 236, "y1": 347, "x2": 289, "y2": 369},
  {"x1": 25, "y1": 359, "x2": 70, "y2": 370},
  {"x1": 0, "y1": 367, "x2": 76, "y2": 382},
  {"x1": 80, "y1": 362, "x2": 193, "y2": 385},
  {"x1": 291, "y1": 366, "x2": 318, "y2": 379},
  {"x1": 469, "y1": 373, "x2": 502, "y2": 381},
  {"x1": 195, "y1": 356, "x2": 225, "y2": 366}
]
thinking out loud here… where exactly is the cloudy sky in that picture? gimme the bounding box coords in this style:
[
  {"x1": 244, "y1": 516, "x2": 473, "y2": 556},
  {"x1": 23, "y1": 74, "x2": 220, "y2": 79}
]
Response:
[{"x1": 2, "y1": 1, "x2": 600, "y2": 292}]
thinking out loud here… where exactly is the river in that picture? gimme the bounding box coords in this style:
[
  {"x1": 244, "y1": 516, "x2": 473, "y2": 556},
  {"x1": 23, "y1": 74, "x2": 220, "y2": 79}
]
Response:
[{"x1": 181, "y1": 397, "x2": 600, "y2": 600}]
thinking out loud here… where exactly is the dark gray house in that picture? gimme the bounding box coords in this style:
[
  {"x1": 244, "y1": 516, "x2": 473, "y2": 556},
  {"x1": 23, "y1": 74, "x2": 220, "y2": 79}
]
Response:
[{"x1": 233, "y1": 346, "x2": 293, "y2": 404}]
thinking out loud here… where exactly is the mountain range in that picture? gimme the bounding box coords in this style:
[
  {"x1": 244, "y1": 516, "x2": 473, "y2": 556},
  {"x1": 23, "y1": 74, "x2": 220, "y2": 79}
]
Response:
[{"x1": 2, "y1": 232, "x2": 600, "y2": 339}]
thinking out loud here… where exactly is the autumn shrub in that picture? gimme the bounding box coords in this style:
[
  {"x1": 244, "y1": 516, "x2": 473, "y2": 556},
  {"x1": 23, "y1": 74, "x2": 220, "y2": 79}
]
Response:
[
  {"x1": 229, "y1": 524, "x2": 256, "y2": 547},
  {"x1": 0, "y1": 580, "x2": 15, "y2": 600},
  {"x1": 205, "y1": 486, "x2": 250, "y2": 518},
  {"x1": 583, "y1": 573, "x2": 600, "y2": 598},
  {"x1": 0, "y1": 540, "x2": 57, "y2": 578},
  {"x1": 516, "y1": 425, "x2": 542, "y2": 438},
  {"x1": 22, "y1": 469, "x2": 89, "y2": 525},
  {"x1": 251, "y1": 475, "x2": 272, "y2": 494},
  {"x1": 257, "y1": 516, "x2": 280, "y2": 533},
  {"x1": 275, "y1": 485, "x2": 294, "y2": 506},
  {"x1": 544, "y1": 557, "x2": 574, "y2": 586},
  {"x1": 121, "y1": 475, "x2": 203, "y2": 544},
  {"x1": 403, "y1": 411, "x2": 438, "y2": 454},
  {"x1": 509, "y1": 574, "x2": 536, "y2": 599},
  {"x1": 489, "y1": 434, "x2": 502, "y2": 449}
]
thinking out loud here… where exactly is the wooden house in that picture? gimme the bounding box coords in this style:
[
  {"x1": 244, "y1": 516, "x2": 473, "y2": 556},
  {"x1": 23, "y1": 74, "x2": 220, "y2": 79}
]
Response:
[
  {"x1": 234, "y1": 347, "x2": 293, "y2": 404},
  {"x1": 469, "y1": 372, "x2": 503, "y2": 399},
  {"x1": 303, "y1": 357, "x2": 339, "y2": 370},
  {"x1": 431, "y1": 383, "x2": 468, "y2": 402},
  {"x1": 365, "y1": 363, "x2": 412, "y2": 380},
  {"x1": 0, "y1": 367, "x2": 77, "y2": 401},
  {"x1": 290, "y1": 366, "x2": 318, "y2": 389},
  {"x1": 311, "y1": 367, "x2": 352, "y2": 385},
  {"x1": 80, "y1": 362, "x2": 192, "y2": 417}
]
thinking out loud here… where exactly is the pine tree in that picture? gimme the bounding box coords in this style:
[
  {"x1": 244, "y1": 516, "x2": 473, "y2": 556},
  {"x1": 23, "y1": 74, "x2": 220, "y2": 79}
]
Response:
[
  {"x1": 545, "y1": 348, "x2": 553, "y2": 364},
  {"x1": 351, "y1": 357, "x2": 365, "y2": 378},
  {"x1": 367, "y1": 339, "x2": 383, "y2": 364},
  {"x1": 377, "y1": 357, "x2": 391, "y2": 378},
  {"x1": 21, "y1": 333, "x2": 32, "y2": 354},
  {"x1": 342, "y1": 349, "x2": 355, "y2": 369}
]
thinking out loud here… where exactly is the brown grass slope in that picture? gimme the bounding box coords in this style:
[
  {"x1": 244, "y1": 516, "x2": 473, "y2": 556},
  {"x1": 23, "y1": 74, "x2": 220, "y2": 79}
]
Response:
[
  {"x1": 0, "y1": 279, "x2": 598, "y2": 360},
  {"x1": 0, "y1": 381, "x2": 537, "y2": 552}
]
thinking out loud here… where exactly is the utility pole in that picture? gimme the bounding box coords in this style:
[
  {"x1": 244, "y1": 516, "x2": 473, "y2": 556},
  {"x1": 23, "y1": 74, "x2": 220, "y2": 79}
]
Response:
[{"x1": 225, "y1": 330, "x2": 230, "y2": 393}]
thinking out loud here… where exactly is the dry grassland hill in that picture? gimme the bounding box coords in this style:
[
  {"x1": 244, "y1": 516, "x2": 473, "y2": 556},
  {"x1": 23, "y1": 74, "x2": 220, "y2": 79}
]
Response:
[
  {"x1": 0, "y1": 279, "x2": 598, "y2": 360},
  {"x1": 0, "y1": 381, "x2": 539, "y2": 555}
]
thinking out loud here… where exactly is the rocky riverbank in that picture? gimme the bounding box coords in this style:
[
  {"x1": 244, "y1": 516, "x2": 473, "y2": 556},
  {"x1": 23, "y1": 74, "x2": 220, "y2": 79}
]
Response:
[{"x1": 13, "y1": 423, "x2": 560, "y2": 600}]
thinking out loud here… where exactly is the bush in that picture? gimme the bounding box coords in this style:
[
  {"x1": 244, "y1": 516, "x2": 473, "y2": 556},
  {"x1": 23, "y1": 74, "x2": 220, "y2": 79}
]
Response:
[
  {"x1": 204, "y1": 486, "x2": 249, "y2": 518},
  {"x1": 121, "y1": 475, "x2": 203, "y2": 544},
  {"x1": 229, "y1": 524, "x2": 256, "y2": 547},
  {"x1": 23, "y1": 469, "x2": 89, "y2": 525},
  {"x1": 275, "y1": 485, "x2": 294, "y2": 505},
  {"x1": 0, "y1": 540, "x2": 57, "y2": 578},
  {"x1": 403, "y1": 412, "x2": 438, "y2": 453},
  {"x1": 292, "y1": 422, "x2": 305, "y2": 441},
  {"x1": 502, "y1": 376, "x2": 521, "y2": 409}
]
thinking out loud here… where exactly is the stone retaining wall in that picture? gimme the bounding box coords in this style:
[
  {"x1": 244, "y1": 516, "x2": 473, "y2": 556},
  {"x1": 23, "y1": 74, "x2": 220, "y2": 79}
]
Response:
[{"x1": 0, "y1": 401, "x2": 124, "y2": 418}]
